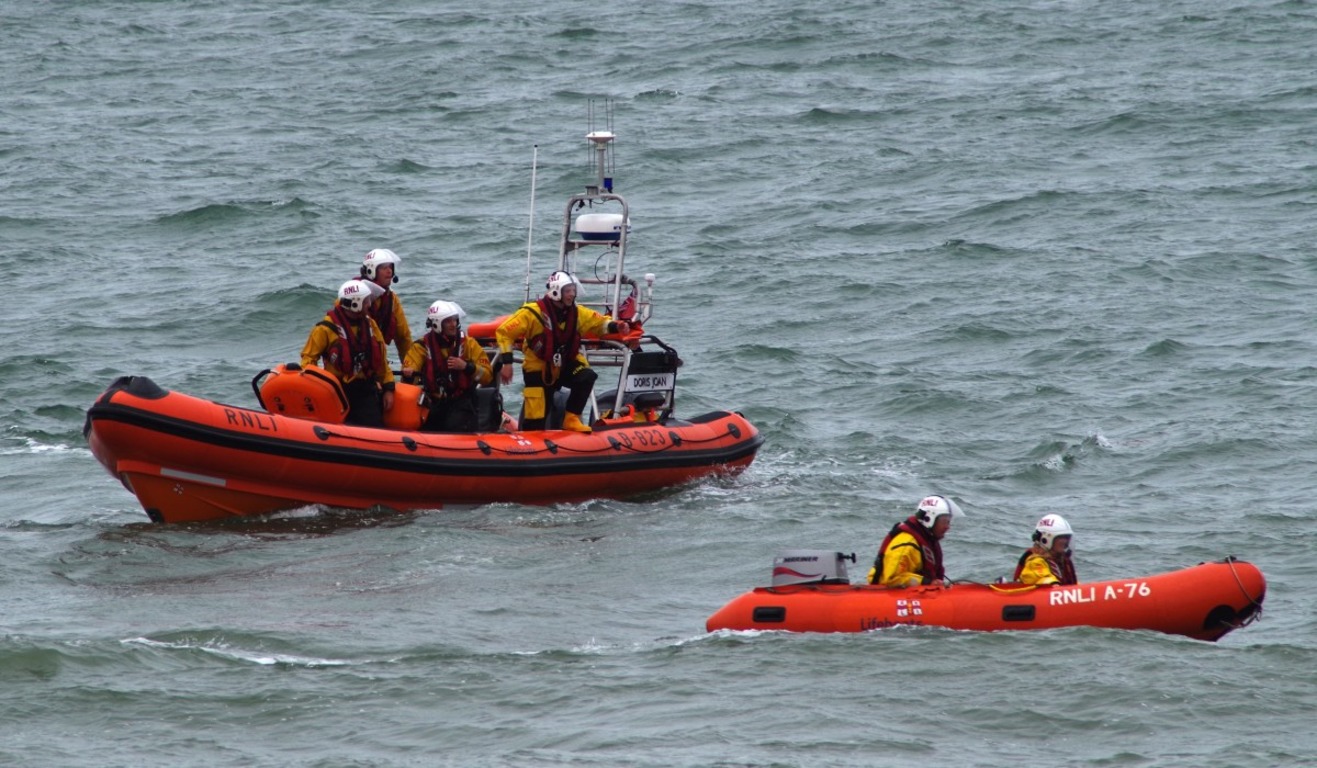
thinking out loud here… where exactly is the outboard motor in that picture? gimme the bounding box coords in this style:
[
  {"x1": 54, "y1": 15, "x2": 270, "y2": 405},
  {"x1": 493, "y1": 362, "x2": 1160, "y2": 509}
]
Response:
[{"x1": 771, "y1": 549, "x2": 855, "y2": 586}]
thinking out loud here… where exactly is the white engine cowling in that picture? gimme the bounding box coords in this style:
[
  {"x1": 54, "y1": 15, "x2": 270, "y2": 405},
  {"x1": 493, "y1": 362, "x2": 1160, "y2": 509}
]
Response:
[{"x1": 771, "y1": 549, "x2": 853, "y2": 586}]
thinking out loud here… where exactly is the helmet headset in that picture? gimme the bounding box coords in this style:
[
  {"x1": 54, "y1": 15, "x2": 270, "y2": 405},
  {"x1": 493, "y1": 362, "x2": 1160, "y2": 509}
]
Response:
[
  {"x1": 1032, "y1": 514, "x2": 1074, "y2": 550},
  {"x1": 914, "y1": 495, "x2": 963, "y2": 530},
  {"x1": 362, "y1": 248, "x2": 401, "y2": 284},
  {"x1": 337, "y1": 279, "x2": 384, "y2": 313},
  {"x1": 426, "y1": 300, "x2": 466, "y2": 332},
  {"x1": 546, "y1": 270, "x2": 580, "y2": 303}
]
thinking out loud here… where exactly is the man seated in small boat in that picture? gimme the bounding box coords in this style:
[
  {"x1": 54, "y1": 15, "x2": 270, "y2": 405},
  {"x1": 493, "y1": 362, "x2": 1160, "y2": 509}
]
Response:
[
  {"x1": 300, "y1": 279, "x2": 396, "y2": 428},
  {"x1": 495, "y1": 270, "x2": 630, "y2": 434},
  {"x1": 1013, "y1": 514, "x2": 1078, "y2": 586},
  {"x1": 401, "y1": 299, "x2": 492, "y2": 433},
  {"x1": 359, "y1": 248, "x2": 413, "y2": 368},
  {"x1": 867, "y1": 495, "x2": 962, "y2": 588}
]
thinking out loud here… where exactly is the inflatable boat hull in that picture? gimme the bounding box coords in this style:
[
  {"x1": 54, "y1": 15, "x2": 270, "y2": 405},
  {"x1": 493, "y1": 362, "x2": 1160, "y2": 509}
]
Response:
[
  {"x1": 706, "y1": 559, "x2": 1265, "y2": 642},
  {"x1": 85, "y1": 375, "x2": 762, "y2": 524}
]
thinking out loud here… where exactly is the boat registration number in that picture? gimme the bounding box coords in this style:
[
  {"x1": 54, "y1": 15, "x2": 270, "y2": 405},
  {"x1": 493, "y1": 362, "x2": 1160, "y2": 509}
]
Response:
[
  {"x1": 1049, "y1": 582, "x2": 1152, "y2": 606},
  {"x1": 625, "y1": 373, "x2": 673, "y2": 392}
]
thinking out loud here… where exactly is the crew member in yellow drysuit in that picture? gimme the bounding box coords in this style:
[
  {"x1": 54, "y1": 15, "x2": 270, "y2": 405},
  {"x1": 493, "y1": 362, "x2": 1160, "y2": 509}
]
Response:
[
  {"x1": 300, "y1": 278, "x2": 396, "y2": 427},
  {"x1": 1013, "y1": 514, "x2": 1078, "y2": 585},
  {"x1": 495, "y1": 271, "x2": 629, "y2": 434},
  {"x1": 867, "y1": 495, "x2": 962, "y2": 587},
  {"x1": 358, "y1": 248, "x2": 413, "y2": 366},
  {"x1": 403, "y1": 299, "x2": 493, "y2": 433}
]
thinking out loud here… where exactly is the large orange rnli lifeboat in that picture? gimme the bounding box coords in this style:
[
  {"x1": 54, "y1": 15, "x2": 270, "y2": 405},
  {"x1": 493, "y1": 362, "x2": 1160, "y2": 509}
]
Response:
[
  {"x1": 705, "y1": 550, "x2": 1265, "y2": 642},
  {"x1": 85, "y1": 127, "x2": 766, "y2": 524},
  {"x1": 85, "y1": 372, "x2": 761, "y2": 524}
]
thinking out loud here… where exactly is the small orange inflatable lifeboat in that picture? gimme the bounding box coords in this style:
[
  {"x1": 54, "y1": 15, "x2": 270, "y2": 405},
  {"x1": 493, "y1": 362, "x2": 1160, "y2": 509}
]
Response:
[{"x1": 706, "y1": 550, "x2": 1265, "y2": 642}]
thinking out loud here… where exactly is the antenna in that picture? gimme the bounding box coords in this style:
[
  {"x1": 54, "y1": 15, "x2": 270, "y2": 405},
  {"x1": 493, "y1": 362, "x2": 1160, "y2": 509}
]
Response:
[
  {"x1": 586, "y1": 130, "x2": 615, "y2": 196},
  {"x1": 523, "y1": 144, "x2": 539, "y2": 303},
  {"x1": 585, "y1": 98, "x2": 616, "y2": 194}
]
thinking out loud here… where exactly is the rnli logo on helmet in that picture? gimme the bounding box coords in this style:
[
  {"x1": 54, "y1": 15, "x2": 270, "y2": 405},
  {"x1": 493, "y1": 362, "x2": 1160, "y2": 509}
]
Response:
[
  {"x1": 1039, "y1": 516, "x2": 1056, "y2": 526},
  {"x1": 919, "y1": 496, "x2": 939, "y2": 508},
  {"x1": 344, "y1": 284, "x2": 364, "y2": 296}
]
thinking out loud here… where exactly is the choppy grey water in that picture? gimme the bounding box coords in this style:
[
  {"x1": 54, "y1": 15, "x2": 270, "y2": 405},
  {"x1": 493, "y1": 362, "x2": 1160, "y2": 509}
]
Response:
[{"x1": 4, "y1": 1, "x2": 1317, "y2": 765}]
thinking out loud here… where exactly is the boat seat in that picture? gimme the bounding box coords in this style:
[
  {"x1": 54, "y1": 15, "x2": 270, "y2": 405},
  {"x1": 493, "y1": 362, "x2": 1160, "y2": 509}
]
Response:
[
  {"x1": 632, "y1": 392, "x2": 666, "y2": 411},
  {"x1": 474, "y1": 387, "x2": 505, "y2": 433}
]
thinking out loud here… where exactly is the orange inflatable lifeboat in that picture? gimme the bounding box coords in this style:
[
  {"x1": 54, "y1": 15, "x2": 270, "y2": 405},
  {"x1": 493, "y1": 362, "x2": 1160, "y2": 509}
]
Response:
[
  {"x1": 85, "y1": 127, "x2": 764, "y2": 524},
  {"x1": 85, "y1": 373, "x2": 762, "y2": 524},
  {"x1": 705, "y1": 550, "x2": 1265, "y2": 642}
]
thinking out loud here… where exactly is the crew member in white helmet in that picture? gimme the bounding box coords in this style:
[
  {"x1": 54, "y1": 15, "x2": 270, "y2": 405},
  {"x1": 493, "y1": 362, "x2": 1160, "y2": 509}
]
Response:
[
  {"x1": 300, "y1": 279, "x2": 396, "y2": 427},
  {"x1": 495, "y1": 270, "x2": 629, "y2": 434},
  {"x1": 867, "y1": 495, "x2": 963, "y2": 588},
  {"x1": 359, "y1": 248, "x2": 413, "y2": 365},
  {"x1": 1013, "y1": 514, "x2": 1078, "y2": 585},
  {"x1": 403, "y1": 299, "x2": 492, "y2": 433}
]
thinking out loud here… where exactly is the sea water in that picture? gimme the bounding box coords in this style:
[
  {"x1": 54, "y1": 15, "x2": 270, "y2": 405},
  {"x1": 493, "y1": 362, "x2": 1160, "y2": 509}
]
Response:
[{"x1": 3, "y1": 1, "x2": 1316, "y2": 765}]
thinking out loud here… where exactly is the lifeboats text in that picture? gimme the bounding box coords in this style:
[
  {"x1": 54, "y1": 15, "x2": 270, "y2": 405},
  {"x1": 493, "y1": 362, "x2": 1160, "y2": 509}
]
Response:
[{"x1": 859, "y1": 617, "x2": 924, "y2": 631}]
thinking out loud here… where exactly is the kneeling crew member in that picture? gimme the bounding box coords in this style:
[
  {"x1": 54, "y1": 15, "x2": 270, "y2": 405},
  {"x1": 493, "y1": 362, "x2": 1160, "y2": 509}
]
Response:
[{"x1": 495, "y1": 271, "x2": 629, "y2": 434}]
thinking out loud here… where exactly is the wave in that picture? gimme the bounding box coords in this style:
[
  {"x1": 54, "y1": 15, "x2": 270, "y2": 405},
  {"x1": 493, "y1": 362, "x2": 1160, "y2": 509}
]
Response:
[
  {"x1": 153, "y1": 198, "x2": 319, "y2": 229},
  {"x1": 0, "y1": 435, "x2": 92, "y2": 458},
  {"x1": 384, "y1": 158, "x2": 432, "y2": 173},
  {"x1": 123, "y1": 635, "x2": 357, "y2": 668},
  {"x1": 1140, "y1": 338, "x2": 1190, "y2": 357},
  {"x1": 1027, "y1": 432, "x2": 1115, "y2": 473}
]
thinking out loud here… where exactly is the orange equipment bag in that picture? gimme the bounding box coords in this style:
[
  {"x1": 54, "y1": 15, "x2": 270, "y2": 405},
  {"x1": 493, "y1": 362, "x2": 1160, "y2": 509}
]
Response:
[
  {"x1": 383, "y1": 382, "x2": 427, "y2": 431},
  {"x1": 252, "y1": 364, "x2": 350, "y2": 424}
]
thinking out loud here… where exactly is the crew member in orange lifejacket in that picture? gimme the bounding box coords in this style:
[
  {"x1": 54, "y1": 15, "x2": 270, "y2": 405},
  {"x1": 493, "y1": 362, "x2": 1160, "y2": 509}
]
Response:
[
  {"x1": 402, "y1": 299, "x2": 493, "y2": 433},
  {"x1": 359, "y1": 248, "x2": 413, "y2": 366},
  {"x1": 300, "y1": 279, "x2": 396, "y2": 427},
  {"x1": 866, "y1": 495, "x2": 963, "y2": 587},
  {"x1": 1013, "y1": 514, "x2": 1079, "y2": 586},
  {"x1": 495, "y1": 271, "x2": 629, "y2": 434}
]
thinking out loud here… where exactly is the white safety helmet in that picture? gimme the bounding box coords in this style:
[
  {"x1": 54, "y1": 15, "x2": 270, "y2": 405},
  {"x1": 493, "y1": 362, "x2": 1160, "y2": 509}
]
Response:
[
  {"x1": 361, "y1": 248, "x2": 400, "y2": 283},
  {"x1": 426, "y1": 300, "x2": 466, "y2": 331},
  {"x1": 337, "y1": 279, "x2": 384, "y2": 313},
  {"x1": 546, "y1": 270, "x2": 580, "y2": 302},
  {"x1": 1033, "y1": 515, "x2": 1074, "y2": 550},
  {"x1": 914, "y1": 494, "x2": 964, "y2": 529}
]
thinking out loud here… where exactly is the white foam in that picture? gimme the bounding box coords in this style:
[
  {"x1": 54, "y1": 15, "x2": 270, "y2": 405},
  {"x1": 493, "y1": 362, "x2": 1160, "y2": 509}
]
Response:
[
  {"x1": 1, "y1": 438, "x2": 91, "y2": 457},
  {"x1": 123, "y1": 636, "x2": 351, "y2": 667}
]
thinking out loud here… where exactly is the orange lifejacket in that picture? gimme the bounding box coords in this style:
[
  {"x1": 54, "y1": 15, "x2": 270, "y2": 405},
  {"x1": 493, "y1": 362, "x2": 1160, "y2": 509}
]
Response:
[
  {"x1": 323, "y1": 305, "x2": 384, "y2": 380},
  {"x1": 527, "y1": 298, "x2": 580, "y2": 385},
  {"x1": 421, "y1": 331, "x2": 474, "y2": 400},
  {"x1": 1013, "y1": 549, "x2": 1078, "y2": 585},
  {"x1": 872, "y1": 517, "x2": 946, "y2": 584},
  {"x1": 367, "y1": 290, "x2": 399, "y2": 343}
]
